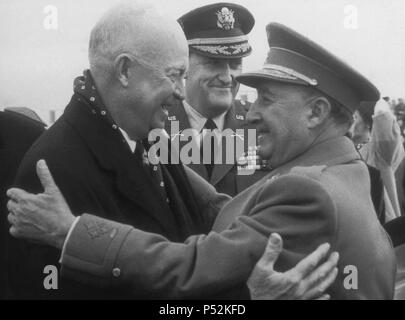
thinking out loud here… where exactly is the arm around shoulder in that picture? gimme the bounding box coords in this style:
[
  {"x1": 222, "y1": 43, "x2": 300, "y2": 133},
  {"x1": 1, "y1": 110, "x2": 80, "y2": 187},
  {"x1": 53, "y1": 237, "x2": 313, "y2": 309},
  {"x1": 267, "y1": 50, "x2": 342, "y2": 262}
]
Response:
[{"x1": 60, "y1": 173, "x2": 338, "y2": 298}]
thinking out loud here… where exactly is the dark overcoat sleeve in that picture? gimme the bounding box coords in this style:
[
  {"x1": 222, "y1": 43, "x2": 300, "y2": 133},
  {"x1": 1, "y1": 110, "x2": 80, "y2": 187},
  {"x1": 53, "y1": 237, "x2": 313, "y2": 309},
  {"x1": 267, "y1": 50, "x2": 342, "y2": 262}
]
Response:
[{"x1": 61, "y1": 174, "x2": 337, "y2": 298}]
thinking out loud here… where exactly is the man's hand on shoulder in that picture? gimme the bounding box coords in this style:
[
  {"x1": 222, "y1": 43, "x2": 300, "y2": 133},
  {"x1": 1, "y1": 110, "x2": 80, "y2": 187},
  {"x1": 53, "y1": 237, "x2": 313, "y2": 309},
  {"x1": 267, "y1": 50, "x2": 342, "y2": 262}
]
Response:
[
  {"x1": 7, "y1": 160, "x2": 75, "y2": 249},
  {"x1": 248, "y1": 233, "x2": 339, "y2": 300}
]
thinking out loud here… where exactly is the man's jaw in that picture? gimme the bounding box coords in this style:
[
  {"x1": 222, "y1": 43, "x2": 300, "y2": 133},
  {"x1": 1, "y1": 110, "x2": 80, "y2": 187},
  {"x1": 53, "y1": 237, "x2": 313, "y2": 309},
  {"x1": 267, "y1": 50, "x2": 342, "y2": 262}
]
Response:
[{"x1": 257, "y1": 128, "x2": 271, "y2": 149}]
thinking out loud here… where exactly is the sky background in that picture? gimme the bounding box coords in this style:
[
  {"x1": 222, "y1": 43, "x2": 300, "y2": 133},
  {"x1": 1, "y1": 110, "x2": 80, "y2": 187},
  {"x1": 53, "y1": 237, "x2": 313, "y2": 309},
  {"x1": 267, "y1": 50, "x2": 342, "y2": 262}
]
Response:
[{"x1": 1, "y1": 0, "x2": 404, "y2": 124}]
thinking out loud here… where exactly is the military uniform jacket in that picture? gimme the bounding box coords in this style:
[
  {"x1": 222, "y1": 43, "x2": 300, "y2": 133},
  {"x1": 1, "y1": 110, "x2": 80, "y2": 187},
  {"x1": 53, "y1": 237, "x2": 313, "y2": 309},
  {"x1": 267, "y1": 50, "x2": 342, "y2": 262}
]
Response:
[
  {"x1": 61, "y1": 136, "x2": 396, "y2": 299},
  {"x1": 165, "y1": 101, "x2": 267, "y2": 196},
  {"x1": 9, "y1": 95, "x2": 224, "y2": 299}
]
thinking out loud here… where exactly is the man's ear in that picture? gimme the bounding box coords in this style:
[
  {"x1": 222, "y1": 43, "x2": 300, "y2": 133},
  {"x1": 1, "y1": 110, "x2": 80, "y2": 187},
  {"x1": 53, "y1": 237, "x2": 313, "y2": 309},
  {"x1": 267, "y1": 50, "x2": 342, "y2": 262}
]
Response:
[
  {"x1": 306, "y1": 96, "x2": 331, "y2": 128},
  {"x1": 113, "y1": 53, "x2": 133, "y2": 87}
]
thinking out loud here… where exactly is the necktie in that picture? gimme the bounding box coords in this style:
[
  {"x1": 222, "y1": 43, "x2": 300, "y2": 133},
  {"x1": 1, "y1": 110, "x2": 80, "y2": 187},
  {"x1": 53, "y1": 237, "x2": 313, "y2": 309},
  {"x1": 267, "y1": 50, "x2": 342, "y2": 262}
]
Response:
[
  {"x1": 134, "y1": 141, "x2": 148, "y2": 165},
  {"x1": 135, "y1": 140, "x2": 169, "y2": 204},
  {"x1": 201, "y1": 119, "x2": 218, "y2": 178}
]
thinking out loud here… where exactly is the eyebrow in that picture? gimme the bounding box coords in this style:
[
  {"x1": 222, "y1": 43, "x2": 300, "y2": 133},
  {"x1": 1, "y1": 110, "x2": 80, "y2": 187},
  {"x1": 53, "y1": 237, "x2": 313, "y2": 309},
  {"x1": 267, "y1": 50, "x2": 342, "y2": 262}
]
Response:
[{"x1": 165, "y1": 64, "x2": 187, "y2": 74}]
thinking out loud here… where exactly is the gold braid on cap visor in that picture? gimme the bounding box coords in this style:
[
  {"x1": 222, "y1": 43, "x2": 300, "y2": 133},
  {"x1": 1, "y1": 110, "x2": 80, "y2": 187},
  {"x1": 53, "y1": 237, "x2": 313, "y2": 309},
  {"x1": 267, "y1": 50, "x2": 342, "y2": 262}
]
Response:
[
  {"x1": 187, "y1": 35, "x2": 249, "y2": 45},
  {"x1": 262, "y1": 64, "x2": 318, "y2": 86},
  {"x1": 188, "y1": 35, "x2": 250, "y2": 56},
  {"x1": 192, "y1": 42, "x2": 250, "y2": 55}
]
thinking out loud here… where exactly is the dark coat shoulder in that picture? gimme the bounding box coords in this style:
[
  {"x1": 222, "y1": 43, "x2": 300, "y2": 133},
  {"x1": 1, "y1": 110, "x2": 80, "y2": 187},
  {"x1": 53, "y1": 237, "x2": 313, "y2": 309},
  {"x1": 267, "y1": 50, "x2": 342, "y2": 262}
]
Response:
[{"x1": 0, "y1": 110, "x2": 46, "y2": 299}]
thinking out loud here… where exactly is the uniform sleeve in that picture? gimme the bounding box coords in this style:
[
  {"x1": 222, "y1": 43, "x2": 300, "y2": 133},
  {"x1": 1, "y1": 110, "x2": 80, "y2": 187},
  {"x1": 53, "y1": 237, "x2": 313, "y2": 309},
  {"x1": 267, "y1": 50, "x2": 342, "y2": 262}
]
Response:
[{"x1": 61, "y1": 174, "x2": 337, "y2": 298}]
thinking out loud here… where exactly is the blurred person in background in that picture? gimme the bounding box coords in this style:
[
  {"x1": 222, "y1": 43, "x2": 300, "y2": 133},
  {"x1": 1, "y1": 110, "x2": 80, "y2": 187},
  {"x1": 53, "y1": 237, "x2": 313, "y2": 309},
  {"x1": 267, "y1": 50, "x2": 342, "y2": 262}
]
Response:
[
  {"x1": 394, "y1": 98, "x2": 405, "y2": 119},
  {"x1": 350, "y1": 100, "x2": 405, "y2": 222},
  {"x1": 0, "y1": 108, "x2": 46, "y2": 298}
]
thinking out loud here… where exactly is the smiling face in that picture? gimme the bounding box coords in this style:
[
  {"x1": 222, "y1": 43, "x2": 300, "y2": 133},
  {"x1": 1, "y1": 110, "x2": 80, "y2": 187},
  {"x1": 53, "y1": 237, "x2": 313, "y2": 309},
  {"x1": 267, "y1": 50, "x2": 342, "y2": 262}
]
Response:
[
  {"x1": 90, "y1": 5, "x2": 190, "y2": 141},
  {"x1": 123, "y1": 56, "x2": 188, "y2": 139},
  {"x1": 246, "y1": 81, "x2": 315, "y2": 168},
  {"x1": 114, "y1": 22, "x2": 189, "y2": 141},
  {"x1": 185, "y1": 53, "x2": 242, "y2": 118}
]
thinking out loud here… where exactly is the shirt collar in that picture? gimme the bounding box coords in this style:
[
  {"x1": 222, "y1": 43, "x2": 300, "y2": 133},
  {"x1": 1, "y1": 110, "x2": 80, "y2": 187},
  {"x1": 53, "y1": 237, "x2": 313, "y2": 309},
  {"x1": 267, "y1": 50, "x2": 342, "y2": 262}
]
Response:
[
  {"x1": 183, "y1": 101, "x2": 226, "y2": 132},
  {"x1": 119, "y1": 128, "x2": 137, "y2": 153}
]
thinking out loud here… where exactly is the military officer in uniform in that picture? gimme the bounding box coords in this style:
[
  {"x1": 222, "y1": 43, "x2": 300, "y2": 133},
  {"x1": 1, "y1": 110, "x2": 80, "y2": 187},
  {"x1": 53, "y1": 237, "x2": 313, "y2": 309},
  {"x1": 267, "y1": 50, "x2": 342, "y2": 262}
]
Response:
[{"x1": 166, "y1": 3, "x2": 268, "y2": 196}]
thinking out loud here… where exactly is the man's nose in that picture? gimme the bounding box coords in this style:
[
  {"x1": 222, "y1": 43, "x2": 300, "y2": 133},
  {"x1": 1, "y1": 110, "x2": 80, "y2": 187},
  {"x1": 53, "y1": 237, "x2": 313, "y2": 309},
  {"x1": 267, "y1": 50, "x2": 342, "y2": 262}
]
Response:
[
  {"x1": 217, "y1": 62, "x2": 233, "y2": 84},
  {"x1": 246, "y1": 101, "x2": 261, "y2": 125},
  {"x1": 173, "y1": 79, "x2": 186, "y2": 100}
]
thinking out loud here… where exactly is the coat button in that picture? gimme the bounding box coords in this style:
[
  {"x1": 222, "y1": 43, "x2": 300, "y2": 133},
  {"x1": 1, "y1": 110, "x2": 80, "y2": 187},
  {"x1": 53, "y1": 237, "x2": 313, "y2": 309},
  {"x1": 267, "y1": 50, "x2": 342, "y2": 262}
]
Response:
[{"x1": 112, "y1": 268, "x2": 121, "y2": 277}]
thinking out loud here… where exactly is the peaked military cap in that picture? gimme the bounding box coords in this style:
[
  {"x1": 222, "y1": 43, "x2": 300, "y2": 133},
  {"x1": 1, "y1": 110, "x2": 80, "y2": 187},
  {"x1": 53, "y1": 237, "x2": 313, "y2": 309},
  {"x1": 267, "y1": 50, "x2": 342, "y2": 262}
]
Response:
[
  {"x1": 178, "y1": 3, "x2": 255, "y2": 59},
  {"x1": 237, "y1": 22, "x2": 380, "y2": 112}
]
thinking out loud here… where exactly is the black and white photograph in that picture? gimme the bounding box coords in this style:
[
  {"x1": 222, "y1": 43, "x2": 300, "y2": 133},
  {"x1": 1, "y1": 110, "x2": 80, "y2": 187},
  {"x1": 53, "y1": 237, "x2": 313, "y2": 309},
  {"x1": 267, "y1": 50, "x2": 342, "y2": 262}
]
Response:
[{"x1": 1, "y1": 0, "x2": 405, "y2": 307}]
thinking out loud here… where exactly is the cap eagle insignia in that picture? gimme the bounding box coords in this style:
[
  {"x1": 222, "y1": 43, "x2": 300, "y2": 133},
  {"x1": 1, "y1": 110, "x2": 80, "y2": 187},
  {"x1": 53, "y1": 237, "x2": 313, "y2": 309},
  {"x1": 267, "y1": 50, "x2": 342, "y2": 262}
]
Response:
[{"x1": 216, "y1": 7, "x2": 235, "y2": 30}]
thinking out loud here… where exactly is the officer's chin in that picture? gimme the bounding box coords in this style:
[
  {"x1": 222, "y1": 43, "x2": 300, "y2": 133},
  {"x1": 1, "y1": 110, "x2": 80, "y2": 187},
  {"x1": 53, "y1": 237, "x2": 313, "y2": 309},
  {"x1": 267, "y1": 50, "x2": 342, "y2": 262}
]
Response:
[{"x1": 208, "y1": 95, "x2": 233, "y2": 112}]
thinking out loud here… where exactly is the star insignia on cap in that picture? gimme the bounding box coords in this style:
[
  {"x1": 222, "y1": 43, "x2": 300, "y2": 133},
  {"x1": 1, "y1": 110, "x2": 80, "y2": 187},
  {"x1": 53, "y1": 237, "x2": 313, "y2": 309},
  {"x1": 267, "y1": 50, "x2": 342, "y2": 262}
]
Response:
[{"x1": 216, "y1": 7, "x2": 235, "y2": 30}]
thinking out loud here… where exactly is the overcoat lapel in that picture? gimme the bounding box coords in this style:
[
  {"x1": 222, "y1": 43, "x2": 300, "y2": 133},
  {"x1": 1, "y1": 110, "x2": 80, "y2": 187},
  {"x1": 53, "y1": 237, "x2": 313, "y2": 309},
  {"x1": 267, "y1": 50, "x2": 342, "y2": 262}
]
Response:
[{"x1": 64, "y1": 95, "x2": 180, "y2": 236}]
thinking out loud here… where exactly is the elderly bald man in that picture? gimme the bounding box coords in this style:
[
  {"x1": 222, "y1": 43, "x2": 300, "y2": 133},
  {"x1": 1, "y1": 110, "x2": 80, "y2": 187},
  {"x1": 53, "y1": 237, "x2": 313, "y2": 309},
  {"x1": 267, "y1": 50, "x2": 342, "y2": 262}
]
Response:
[{"x1": 7, "y1": 2, "x2": 337, "y2": 299}]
